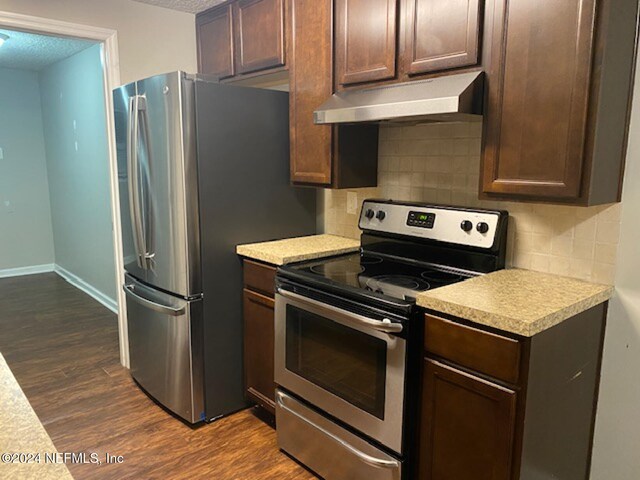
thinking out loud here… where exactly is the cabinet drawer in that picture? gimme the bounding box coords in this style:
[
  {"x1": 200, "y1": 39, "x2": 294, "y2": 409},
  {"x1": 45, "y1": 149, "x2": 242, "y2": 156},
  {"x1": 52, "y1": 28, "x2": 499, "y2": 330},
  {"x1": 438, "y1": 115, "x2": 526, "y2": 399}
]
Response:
[
  {"x1": 243, "y1": 259, "x2": 277, "y2": 297},
  {"x1": 424, "y1": 314, "x2": 522, "y2": 384}
]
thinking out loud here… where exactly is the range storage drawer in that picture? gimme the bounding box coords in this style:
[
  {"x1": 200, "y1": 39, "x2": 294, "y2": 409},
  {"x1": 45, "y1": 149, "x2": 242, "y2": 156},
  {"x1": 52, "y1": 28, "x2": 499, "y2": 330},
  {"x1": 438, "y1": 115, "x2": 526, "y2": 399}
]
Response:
[
  {"x1": 243, "y1": 259, "x2": 276, "y2": 297},
  {"x1": 424, "y1": 314, "x2": 522, "y2": 385},
  {"x1": 275, "y1": 389, "x2": 402, "y2": 480}
]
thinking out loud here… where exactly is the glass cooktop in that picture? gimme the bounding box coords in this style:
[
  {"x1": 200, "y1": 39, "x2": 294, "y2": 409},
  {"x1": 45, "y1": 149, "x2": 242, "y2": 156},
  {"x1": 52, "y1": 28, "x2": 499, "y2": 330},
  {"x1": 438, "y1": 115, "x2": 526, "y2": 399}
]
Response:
[{"x1": 284, "y1": 252, "x2": 474, "y2": 302}]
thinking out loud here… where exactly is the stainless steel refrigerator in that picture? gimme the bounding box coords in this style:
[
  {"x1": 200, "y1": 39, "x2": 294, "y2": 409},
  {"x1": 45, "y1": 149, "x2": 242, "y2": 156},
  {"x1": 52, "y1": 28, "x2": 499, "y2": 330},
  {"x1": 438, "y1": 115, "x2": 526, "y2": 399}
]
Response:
[{"x1": 113, "y1": 72, "x2": 316, "y2": 424}]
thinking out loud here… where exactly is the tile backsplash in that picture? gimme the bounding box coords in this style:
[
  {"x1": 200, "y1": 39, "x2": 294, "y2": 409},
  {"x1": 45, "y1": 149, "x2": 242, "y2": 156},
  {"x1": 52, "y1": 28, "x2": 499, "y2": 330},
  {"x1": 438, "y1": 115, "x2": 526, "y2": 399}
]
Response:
[{"x1": 321, "y1": 122, "x2": 622, "y2": 285}]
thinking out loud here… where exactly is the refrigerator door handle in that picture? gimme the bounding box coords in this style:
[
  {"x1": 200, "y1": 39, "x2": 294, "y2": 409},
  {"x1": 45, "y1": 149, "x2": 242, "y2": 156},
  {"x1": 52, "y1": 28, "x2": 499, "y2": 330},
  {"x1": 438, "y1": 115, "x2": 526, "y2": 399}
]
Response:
[
  {"x1": 123, "y1": 284, "x2": 186, "y2": 316},
  {"x1": 127, "y1": 95, "x2": 147, "y2": 269},
  {"x1": 137, "y1": 96, "x2": 155, "y2": 266}
]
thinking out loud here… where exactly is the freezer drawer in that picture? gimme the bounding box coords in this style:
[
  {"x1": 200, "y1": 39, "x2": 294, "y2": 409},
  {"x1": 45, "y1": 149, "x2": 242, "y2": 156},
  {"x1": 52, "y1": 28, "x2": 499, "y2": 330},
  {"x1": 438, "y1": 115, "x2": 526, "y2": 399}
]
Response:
[
  {"x1": 276, "y1": 390, "x2": 402, "y2": 480},
  {"x1": 124, "y1": 274, "x2": 204, "y2": 423}
]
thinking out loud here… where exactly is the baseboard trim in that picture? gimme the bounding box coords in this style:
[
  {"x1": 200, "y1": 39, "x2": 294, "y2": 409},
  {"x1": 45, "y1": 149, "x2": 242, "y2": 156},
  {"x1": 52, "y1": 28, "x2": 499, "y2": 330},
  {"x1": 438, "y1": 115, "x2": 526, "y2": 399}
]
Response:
[
  {"x1": 0, "y1": 264, "x2": 55, "y2": 278},
  {"x1": 54, "y1": 265, "x2": 118, "y2": 313}
]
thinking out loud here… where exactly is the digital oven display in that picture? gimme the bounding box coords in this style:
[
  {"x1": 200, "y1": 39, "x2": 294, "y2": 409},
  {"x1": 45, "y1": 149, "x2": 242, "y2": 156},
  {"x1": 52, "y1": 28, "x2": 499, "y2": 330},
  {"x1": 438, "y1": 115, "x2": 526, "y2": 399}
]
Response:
[{"x1": 407, "y1": 211, "x2": 436, "y2": 229}]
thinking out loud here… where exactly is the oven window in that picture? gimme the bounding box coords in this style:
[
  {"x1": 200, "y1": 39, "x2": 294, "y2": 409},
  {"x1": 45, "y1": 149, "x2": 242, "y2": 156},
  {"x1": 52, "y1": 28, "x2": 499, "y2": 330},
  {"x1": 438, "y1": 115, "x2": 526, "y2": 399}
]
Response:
[{"x1": 285, "y1": 305, "x2": 387, "y2": 419}]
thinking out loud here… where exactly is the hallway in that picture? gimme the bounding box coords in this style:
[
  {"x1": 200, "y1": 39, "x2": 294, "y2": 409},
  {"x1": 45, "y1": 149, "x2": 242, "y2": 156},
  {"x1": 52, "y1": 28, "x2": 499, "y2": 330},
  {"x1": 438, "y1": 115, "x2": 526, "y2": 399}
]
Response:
[{"x1": 0, "y1": 273, "x2": 314, "y2": 479}]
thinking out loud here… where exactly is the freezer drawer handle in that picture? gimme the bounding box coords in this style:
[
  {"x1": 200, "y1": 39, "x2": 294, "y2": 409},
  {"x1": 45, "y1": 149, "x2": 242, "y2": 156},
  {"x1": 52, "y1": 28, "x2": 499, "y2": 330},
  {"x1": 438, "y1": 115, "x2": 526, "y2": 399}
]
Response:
[
  {"x1": 123, "y1": 284, "x2": 186, "y2": 316},
  {"x1": 277, "y1": 288, "x2": 403, "y2": 333},
  {"x1": 276, "y1": 391, "x2": 400, "y2": 470}
]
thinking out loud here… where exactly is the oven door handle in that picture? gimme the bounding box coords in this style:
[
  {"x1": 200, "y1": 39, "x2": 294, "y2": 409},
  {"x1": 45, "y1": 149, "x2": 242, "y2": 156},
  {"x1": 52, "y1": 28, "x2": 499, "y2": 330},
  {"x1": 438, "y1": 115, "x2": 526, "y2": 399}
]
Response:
[
  {"x1": 275, "y1": 390, "x2": 401, "y2": 470},
  {"x1": 277, "y1": 288, "x2": 403, "y2": 334}
]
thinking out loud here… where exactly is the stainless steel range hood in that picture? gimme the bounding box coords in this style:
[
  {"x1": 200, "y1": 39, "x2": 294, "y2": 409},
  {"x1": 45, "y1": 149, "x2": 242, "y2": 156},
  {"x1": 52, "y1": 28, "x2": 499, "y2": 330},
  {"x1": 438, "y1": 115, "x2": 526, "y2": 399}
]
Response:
[{"x1": 314, "y1": 71, "x2": 484, "y2": 125}]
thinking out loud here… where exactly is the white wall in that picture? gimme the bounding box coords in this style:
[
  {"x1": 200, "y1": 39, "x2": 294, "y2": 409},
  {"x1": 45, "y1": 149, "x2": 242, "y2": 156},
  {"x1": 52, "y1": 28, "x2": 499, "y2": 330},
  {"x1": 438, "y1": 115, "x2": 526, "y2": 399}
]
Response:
[
  {"x1": 590, "y1": 55, "x2": 640, "y2": 478},
  {"x1": 0, "y1": 0, "x2": 197, "y2": 85},
  {"x1": 40, "y1": 44, "x2": 117, "y2": 303},
  {"x1": 0, "y1": 68, "x2": 55, "y2": 272}
]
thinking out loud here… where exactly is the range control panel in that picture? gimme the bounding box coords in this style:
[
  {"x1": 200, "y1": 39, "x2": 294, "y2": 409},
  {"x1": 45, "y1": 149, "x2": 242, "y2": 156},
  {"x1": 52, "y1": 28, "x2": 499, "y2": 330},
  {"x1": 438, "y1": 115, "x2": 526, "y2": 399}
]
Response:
[{"x1": 358, "y1": 200, "x2": 507, "y2": 250}]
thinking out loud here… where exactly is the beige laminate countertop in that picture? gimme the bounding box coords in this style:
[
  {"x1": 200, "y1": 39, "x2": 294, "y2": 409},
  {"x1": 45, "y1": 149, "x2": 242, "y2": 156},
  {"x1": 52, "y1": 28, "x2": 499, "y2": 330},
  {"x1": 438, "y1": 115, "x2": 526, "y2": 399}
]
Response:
[
  {"x1": 416, "y1": 269, "x2": 614, "y2": 337},
  {"x1": 0, "y1": 353, "x2": 73, "y2": 480},
  {"x1": 236, "y1": 234, "x2": 360, "y2": 265}
]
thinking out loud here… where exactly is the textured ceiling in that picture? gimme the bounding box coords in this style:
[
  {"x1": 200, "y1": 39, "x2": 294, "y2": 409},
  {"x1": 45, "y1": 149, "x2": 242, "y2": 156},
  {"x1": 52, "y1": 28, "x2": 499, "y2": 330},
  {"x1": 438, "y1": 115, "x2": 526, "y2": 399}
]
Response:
[
  {"x1": 132, "y1": 0, "x2": 226, "y2": 14},
  {"x1": 0, "y1": 29, "x2": 97, "y2": 71}
]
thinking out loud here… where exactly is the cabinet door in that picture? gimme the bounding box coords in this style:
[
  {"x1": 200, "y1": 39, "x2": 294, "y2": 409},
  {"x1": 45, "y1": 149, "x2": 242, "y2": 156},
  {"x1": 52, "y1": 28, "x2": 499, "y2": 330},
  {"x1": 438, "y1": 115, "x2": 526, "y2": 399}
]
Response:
[
  {"x1": 243, "y1": 289, "x2": 276, "y2": 414},
  {"x1": 481, "y1": 0, "x2": 596, "y2": 199},
  {"x1": 289, "y1": 0, "x2": 333, "y2": 185},
  {"x1": 234, "y1": 0, "x2": 286, "y2": 75},
  {"x1": 335, "y1": 0, "x2": 398, "y2": 86},
  {"x1": 402, "y1": 0, "x2": 482, "y2": 75},
  {"x1": 197, "y1": 5, "x2": 235, "y2": 79},
  {"x1": 418, "y1": 359, "x2": 517, "y2": 480}
]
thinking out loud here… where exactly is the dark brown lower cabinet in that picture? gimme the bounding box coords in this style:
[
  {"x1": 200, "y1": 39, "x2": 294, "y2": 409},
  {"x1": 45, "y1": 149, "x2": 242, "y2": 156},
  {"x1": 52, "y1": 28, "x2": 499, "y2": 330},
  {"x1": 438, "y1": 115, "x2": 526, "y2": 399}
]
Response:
[
  {"x1": 243, "y1": 289, "x2": 275, "y2": 414},
  {"x1": 418, "y1": 359, "x2": 516, "y2": 480},
  {"x1": 418, "y1": 304, "x2": 608, "y2": 480},
  {"x1": 242, "y1": 260, "x2": 277, "y2": 415}
]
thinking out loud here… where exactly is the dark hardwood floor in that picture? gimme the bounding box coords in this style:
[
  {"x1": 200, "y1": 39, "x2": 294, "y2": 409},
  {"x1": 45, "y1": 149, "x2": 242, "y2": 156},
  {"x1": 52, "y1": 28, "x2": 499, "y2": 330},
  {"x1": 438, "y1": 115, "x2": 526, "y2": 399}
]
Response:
[{"x1": 0, "y1": 273, "x2": 316, "y2": 479}]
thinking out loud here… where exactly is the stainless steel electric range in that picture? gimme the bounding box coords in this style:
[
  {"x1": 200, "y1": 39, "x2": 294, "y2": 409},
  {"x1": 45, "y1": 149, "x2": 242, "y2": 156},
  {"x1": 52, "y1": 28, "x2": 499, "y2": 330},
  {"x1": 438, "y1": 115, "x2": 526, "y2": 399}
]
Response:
[{"x1": 274, "y1": 200, "x2": 509, "y2": 480}]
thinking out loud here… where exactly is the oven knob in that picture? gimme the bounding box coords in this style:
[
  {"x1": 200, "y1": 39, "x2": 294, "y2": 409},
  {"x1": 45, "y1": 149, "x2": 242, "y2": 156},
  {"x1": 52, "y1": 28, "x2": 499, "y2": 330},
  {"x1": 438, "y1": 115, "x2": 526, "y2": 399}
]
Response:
[
  {"x1": 477, "y1": 222, "x2": 490, "y2": 234},
  {"x1": 376, "y1": 211, "x2": 386, "y2": 221},
  {"x1": 365, "y1": 209, "x2": 375, "y2": 219},
  {"x1": 460, "y1": 220, "x2": 473, "y2": 232}
]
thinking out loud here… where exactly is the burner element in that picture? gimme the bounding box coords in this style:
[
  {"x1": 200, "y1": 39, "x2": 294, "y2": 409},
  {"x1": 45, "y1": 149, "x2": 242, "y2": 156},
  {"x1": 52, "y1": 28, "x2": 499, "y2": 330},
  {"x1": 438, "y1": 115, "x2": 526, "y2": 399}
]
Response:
[
  {"x1": 421, "y1": 270, "x2": 463, "y2": 283},
  {"x1": 310, "y1": 263, "x2": 365, "y2": 279},
  {"x1": 366, "y1": 275, "x2": 430, "y2": 292},
  {"x1": 355, "y1": 255, "x2": 384, "y2": 265}
]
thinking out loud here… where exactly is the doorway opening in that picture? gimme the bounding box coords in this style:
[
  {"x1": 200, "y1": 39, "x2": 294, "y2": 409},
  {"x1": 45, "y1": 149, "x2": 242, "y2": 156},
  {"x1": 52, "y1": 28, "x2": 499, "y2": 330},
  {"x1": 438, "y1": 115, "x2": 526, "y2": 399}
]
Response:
[{"x1": 0, "y1": 12, "x2": 128, "y2": 366}]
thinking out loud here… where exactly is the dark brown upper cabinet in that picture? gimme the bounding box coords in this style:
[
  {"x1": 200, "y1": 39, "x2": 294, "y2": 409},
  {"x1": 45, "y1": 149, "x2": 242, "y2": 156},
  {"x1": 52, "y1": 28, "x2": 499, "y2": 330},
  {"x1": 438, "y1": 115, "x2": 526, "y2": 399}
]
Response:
[
  {"x1": 481, "y1": 0, "x2": 638, "y2": 205},
  {"x1": 289, "y1": 0, "x2": 333, "y2": 185},
  {"x1": 233, "y1": 0, "x2": 285, "y2": 75},
  {"x1": 335, "y1": 0, "x2": 485, "y2": 89},
  {"x1": 290, "y1": 0, "x2": 378, "y2": 187},
  {"x1": 196, "y1": 0, "x2": 287, "y2": 81},
  {"x1": 401, "y1": 0, "x2": 482, "y2": 75},
  {"x1": 196, "y1": 4, "x2": 235, "y2": 79},
  {"x1": 335, "y1": 0, "x2": 398, "y2": 86}
]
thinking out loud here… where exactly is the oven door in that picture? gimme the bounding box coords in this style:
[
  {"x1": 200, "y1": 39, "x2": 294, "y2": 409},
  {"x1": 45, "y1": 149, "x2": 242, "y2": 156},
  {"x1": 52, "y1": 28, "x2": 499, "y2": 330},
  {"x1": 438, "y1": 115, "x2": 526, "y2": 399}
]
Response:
[{"x1": 275, "y1": 286, "x2": 407, "y2": 454}]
